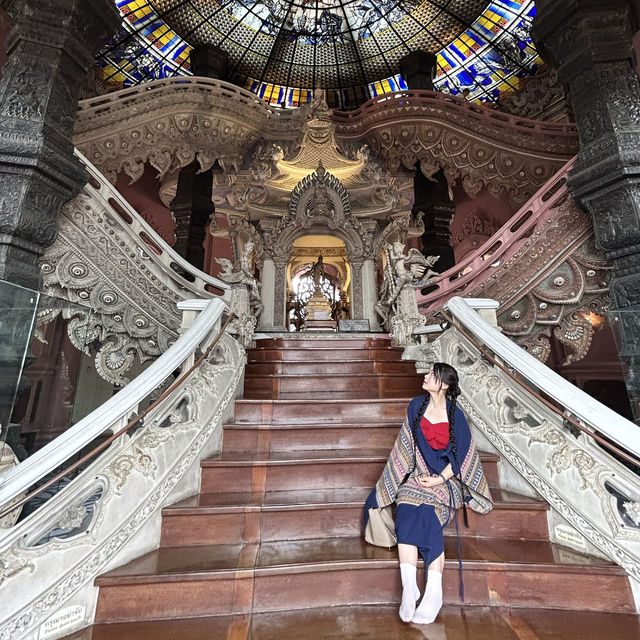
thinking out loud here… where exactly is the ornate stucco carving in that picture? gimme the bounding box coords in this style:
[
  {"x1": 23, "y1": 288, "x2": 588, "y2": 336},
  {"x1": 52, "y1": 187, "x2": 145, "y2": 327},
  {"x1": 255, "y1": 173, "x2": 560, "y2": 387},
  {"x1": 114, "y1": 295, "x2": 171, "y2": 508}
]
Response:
[
  {"x1": 333, "y1": 91, "x2": 578, "y2": 208},
  {"x1": 435, "y1": 329, "x2": 640, "y2": 583},
  {"x1": 74, "y1": 78, "x2": 304, "y2": 183},
  {"x1": 0, "y1": 332, "x2": 245, "y2": 640}
]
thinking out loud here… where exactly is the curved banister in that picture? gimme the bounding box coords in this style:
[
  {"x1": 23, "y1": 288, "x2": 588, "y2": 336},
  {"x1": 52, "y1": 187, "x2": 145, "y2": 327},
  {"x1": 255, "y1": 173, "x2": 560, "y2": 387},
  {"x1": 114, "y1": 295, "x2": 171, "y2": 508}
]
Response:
[
  {"x1": 0, "y1": 298, "x2": 226, "y2": 512},
  {"x1": 332, "y1": 89, "x2": 577, "y2": 142},
  {"x1": 76, "y1": 148, "x2": 230, "y2": 299},
  {"x1": 446, "y1": 297, "x2": 640, "y2": 460},
  {"x1": 416, "y1": 156, "x2": 578, "y2": 313}
]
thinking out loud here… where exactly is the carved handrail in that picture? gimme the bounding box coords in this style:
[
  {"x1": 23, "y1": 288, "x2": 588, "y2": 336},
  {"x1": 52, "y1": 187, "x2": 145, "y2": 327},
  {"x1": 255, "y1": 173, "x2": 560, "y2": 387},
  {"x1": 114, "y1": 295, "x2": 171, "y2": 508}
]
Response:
[
  {"x1": 40, "y1": 152, "x2": 233, "y2": 385},
  {"x1": 416, "y1": 156, "x2": 578, "y2": 313},
  {"x1": 0, "y1": 299, "x2": 246, "y2": 640},
  {"x1": 444, "y1": 298, "x2": 640, "y2": 462},
  {"x1": 0, "y1": 298, "x2": 226, "y2": 512},
  {"x1": 435, "y1": 297, "x2": 640, "y2": 585},
  {"x1": 76, "y1": 149, "x2": 230, "y2": 299},
  {"x1": 332, "y1": 89, "x2": 577, "y2": 144}
]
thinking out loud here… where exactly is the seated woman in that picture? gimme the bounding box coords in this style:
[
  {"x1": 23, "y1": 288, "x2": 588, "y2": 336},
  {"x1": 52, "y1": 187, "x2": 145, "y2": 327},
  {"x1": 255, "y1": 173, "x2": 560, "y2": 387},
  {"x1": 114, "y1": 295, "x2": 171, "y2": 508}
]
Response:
[{"x1": 364, "y1": 362, "x2": 493, "y2": 624}]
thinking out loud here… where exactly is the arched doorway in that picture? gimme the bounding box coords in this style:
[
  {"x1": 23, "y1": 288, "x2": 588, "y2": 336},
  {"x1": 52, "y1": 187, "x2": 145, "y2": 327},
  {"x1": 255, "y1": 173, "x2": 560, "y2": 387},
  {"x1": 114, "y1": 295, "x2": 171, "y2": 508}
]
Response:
[{"x1": 286, "y1": 235, "x2": 350, "y2": 331}]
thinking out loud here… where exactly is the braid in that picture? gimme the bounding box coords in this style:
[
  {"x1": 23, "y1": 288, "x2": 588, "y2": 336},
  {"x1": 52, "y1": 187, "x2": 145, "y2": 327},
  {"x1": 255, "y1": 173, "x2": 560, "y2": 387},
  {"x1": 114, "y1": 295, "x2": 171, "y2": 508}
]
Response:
[{"x1": 446, "y1": 382, "x2": 469, "y2": 527}]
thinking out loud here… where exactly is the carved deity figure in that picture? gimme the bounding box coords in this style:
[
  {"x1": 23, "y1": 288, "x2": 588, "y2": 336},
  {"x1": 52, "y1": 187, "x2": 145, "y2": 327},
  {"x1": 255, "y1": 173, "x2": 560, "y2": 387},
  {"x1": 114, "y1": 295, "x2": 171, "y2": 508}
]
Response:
[
  {"x1": 375, "y1": 242, "x2": 439, "y2": 344},
  {"x1": 216, "y1": 241, "x2": 264, "y2": 319},
  {"x1": 308, "y1": 254, "x2": 326, "y2": 288},
  {"x1": 306, "y1": 183, "x2": 335, "y2": 218}
]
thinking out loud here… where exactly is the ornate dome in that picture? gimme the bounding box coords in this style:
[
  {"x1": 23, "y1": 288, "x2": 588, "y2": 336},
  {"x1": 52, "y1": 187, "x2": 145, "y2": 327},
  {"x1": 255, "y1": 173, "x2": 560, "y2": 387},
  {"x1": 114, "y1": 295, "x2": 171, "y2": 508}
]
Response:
[{"x1": 97, "y1": 0, "x2": 541, "y2": 107}]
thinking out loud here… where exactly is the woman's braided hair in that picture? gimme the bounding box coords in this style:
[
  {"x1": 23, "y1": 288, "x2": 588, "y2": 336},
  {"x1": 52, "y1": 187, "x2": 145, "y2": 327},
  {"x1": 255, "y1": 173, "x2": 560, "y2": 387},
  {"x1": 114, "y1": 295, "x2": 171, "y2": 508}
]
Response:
[{"x1": 432, "y1": 362, "x2": 469, "y2": 526}]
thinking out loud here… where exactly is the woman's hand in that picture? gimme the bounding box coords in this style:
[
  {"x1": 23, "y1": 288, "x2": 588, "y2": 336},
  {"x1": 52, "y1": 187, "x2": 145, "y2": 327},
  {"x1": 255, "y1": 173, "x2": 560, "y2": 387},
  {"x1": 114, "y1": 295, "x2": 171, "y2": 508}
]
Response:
[{"x1": 416, "y1": 474, "x2": 445, "y2": 488}]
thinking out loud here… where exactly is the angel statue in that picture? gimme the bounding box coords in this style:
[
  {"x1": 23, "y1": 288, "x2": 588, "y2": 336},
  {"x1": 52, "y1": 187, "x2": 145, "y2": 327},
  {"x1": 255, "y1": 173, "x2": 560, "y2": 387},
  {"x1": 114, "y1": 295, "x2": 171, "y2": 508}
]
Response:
[
  {"x1": 216, "y1": 242, "x2": 264, "y2": 347},
  {"x1": 375, "y1": 241, "x2": 439, "y2": 345}
]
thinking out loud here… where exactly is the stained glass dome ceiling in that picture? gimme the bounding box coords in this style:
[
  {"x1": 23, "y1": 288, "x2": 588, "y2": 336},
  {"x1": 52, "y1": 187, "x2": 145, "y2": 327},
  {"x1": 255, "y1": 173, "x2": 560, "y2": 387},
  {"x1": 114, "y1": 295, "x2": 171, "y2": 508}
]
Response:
[{"x1": 97, "y1": 0, "x2": 541, "y2": 108}]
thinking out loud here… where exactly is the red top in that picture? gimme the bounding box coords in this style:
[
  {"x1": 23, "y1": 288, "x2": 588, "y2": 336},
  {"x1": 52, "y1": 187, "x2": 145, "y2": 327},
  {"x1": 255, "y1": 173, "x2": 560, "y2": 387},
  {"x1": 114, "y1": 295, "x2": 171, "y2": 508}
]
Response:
[{"x1": 420, "y1": 416, "x2": 450, "y2": 450}]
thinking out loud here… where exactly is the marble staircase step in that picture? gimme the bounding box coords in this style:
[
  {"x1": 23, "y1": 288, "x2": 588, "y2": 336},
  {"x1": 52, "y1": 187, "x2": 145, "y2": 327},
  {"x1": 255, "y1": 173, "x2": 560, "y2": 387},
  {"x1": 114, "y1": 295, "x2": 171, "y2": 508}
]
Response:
[
  {"x1": 93, "y1": 537, "x2": 635, "y2": 622},
  {"x1": 63, "y1": 604, "x2": 640, "y2": 640},
  {"x1": 233, "y1": 398, "x2": 410, "y2": 424},
  {"x1": 200, "y1": 449, "x2": 500, "y2": 494},
  {"x1": 246, "y1": 359, "x2": 418, "y2": 375},
  {"x1": 221, "y1": 421, "x2": 400, "y2": 452},
  {"x1": 159, "y1": 488, "x2": 549, "y2": 546},
  {"x1": 243, "y1": 372, "x2": 423, "y2": 399}
]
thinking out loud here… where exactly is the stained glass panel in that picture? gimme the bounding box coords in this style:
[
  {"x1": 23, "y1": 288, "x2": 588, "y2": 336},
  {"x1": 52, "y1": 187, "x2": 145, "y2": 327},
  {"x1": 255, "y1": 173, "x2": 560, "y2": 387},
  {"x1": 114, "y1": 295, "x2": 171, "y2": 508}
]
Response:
[{"x1": 96, "y1": 1, "x2": 542, "y2": 107}]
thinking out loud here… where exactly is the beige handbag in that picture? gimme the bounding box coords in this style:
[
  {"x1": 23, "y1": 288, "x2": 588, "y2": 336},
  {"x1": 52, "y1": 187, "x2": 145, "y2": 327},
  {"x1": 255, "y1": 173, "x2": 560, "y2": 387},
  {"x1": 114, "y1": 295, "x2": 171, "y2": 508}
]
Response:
[{"x1": 365, "y1": 504, "x2": 397, "y2": 548}]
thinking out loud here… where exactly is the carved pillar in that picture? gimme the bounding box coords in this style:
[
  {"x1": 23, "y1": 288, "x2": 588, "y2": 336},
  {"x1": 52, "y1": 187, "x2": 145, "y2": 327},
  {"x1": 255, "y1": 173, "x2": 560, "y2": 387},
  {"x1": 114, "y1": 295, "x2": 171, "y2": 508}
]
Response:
[
  {"x1": 350, "y1": 259, "x2": 364, "y2": 321},
  {"x1": 190, "y1": 44, "x2": 229, "y2": 80},
  {"x1": 0, "y1": 0, "x2": 119, "y2": 289},
  {"x1": 170, "y1": 161, "x2": 214, "y2": 270},
  {"x1": 361, "y1": 258, "x2": 381, "y2": 331},
  {"x1": 399, "y1": 51, "x2": 437, "y2": 90},
  {"x1": 414, "y1": 169, "x2": 456, "y2": 272},
  {"x1": 272, "y1": 257, "x2": 288, "y2": 331},
  {"x1": 258, "y1": 256, "x2": 276, "y2": 330},
  {"x1": 533, "y1": 0, "x2": 640, "y2": 421}
]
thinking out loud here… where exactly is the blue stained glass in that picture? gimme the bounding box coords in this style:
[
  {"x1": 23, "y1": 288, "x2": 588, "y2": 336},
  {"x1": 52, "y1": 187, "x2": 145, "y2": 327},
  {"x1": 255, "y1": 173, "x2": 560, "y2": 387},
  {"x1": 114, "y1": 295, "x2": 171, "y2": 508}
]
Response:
[{"x1": 98, "y1": 1, "x2": 542, "y2": 108}]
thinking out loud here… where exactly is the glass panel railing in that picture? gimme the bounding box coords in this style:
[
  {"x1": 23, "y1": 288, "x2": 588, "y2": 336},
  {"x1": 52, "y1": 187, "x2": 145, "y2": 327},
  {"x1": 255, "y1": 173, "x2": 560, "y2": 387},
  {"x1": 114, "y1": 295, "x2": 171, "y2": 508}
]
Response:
[{"x1": 0, "y1": 279, "x2": 95, "y2": 469}]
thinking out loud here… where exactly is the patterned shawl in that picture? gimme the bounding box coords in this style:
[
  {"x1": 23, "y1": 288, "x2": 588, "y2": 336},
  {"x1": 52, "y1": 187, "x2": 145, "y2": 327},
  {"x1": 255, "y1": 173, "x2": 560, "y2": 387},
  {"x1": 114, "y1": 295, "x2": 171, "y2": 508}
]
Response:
[{"x1": 374, "y1": 395, "x2": 493, "y2": 527}]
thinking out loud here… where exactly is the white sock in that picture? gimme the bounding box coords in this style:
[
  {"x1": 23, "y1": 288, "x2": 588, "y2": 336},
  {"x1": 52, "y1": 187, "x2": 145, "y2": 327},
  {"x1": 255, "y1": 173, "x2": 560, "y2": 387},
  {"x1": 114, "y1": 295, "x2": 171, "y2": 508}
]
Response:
[
  {"x1": 398, "y1": 562, "x2": 420, "y2": 622},
  {"x1": 412, "y1": 570, "x2": 443, "y2": 624}
]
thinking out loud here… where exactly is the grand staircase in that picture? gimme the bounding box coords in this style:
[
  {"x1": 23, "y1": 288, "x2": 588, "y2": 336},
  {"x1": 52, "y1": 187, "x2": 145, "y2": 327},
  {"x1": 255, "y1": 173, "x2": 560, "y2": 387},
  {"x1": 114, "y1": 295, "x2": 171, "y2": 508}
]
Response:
[{"x1": 69, "y1": 337, "x2": 639, "y2": 639}]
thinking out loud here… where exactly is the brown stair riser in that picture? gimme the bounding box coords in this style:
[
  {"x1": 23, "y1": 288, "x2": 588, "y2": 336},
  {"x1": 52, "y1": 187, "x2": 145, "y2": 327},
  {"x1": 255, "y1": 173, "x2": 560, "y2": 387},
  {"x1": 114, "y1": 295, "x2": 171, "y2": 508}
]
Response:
[
  {"x1": 253, "y1": 339, "x2": 394, "y2": 349},
  {"x1": 159, "y1": 504, "x2": 549, "y2": 547},
  {"x1": 222, "y1": 425, "x2": 399, "y2": 452},
  {"x1": 243, "y1": 390, "x2": 423, "y2": 400},
  {"x1": 201, "y1": 461, "x2": 385, "y2": 494},
  {"x1": 243, "y1": 375, "x2": 423, "y2": 395},
  {"x1": 233, "y1": 399, "x2": 409, "y2": 424},
  {"x1": 204, "y1": 455, "x2": 501, "y2": 492},
  {"x1": 246, "y1": 361, "x2": 419, "y2": 375},
  {"x1": 94, "y1": 563, "x2": 635, "y2": 622},
  {"x1": 248, "y1": 349, "x2": 404, "y2": 362}
]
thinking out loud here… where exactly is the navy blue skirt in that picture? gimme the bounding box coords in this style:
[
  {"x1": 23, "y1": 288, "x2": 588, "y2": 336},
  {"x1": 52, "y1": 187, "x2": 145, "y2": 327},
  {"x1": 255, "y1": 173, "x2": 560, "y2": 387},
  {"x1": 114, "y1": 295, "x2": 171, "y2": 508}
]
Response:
[{"x1": 395, "y1": 503, "x2": 445, "y2": 566}]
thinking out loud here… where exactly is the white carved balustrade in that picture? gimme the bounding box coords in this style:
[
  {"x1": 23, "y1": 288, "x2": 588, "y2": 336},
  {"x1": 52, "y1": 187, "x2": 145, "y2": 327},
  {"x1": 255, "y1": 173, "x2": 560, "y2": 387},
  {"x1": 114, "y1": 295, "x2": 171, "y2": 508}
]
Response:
[
  {"x1": 425, "y1": 297, "x2": 640, "y2": 605},
  {"x1": 0, "y1": 299, "x2": 246, "y2": 640},
  {"x1": 40, "y1": 151, "x2": 231, "y2": 386}
]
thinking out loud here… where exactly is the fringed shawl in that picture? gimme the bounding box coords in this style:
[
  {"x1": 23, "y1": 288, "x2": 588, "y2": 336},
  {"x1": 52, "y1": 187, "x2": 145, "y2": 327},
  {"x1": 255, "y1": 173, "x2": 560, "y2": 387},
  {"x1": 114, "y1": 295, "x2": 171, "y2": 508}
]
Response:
[{"x1": 373, "y1": 395, "x2": 493, "y2": 528}]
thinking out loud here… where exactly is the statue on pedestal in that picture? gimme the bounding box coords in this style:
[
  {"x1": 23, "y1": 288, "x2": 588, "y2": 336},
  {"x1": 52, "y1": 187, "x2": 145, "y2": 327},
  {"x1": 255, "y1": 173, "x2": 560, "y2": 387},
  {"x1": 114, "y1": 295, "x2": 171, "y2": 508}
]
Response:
[
  {"x1": 375, "y1": 242, "x2": 439, "y2": 346},
  {"x1": 216, "y1": 242, "x2": 264, "y2": 346}
]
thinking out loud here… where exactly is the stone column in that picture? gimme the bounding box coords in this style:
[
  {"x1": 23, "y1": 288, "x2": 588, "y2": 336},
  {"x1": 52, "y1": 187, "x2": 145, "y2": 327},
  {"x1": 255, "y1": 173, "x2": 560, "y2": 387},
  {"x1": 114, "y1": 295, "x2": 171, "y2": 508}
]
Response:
[
  {"x1": 170, "y1": 161, "x2": 214, "y2": 270},
  {"x1": 272, "y1": 257, "x2": 288, "y2": 331},
  {"x1": 533, "y1": 0, "x2": 640, "y2": 421},
  {"x1": 258, "y1": 256, "x2": 276, "y2": 330},
  {"x1": 399, "y1": 51, "x2": 437, "y2": 90},
  {"x1": 361, "y1": 258, "x2": 381, "y2": 331},
  {"x1": 413, "y1": 169, "x2": 456, "y2": 272},
  {"x1": 0, "y1": 0, "x2": 120, "y2": 289},
  {"x1": 350, "y1": 259, "x2": 364, "y2": 321}
]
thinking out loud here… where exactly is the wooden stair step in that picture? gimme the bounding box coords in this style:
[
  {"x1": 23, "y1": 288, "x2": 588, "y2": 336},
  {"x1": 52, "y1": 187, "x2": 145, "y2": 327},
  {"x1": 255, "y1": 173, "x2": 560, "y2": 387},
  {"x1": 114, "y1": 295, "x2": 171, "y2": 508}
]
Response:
[
  {"x1": 248, "y1": 348, "x2": 405, "y2": 362},
  {"x1": 200, "y1": 450, "x2": 500, "y2": 494},
  {"x1": 246, "y1": 360, "x2": 418, "y2": 375},
  {"x1": 233, "y1": 398, "x2": 410, "y2": 423},
  {"x1": 222, "y1": 421, "x2": 400, "y2": 452},
  {"x1": 64, "y1": 604, "x2": 640, "y2": 640},
  {"x1": 159, "y1": 488, "x2": 549, "y2": 546},
  {"x1": 93, "y1": 537, "x2": 635, "y2": 621}
]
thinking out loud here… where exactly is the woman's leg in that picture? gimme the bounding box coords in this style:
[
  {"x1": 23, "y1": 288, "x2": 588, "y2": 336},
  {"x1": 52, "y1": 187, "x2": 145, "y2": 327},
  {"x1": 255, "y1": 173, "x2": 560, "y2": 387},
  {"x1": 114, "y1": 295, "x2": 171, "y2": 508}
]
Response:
[
  {"x1": 397, "y1": 543, "x2": 420, "y2": 622},
  {"x1": 412, "y1": 551, "x2": 444, "y2": 624}
]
